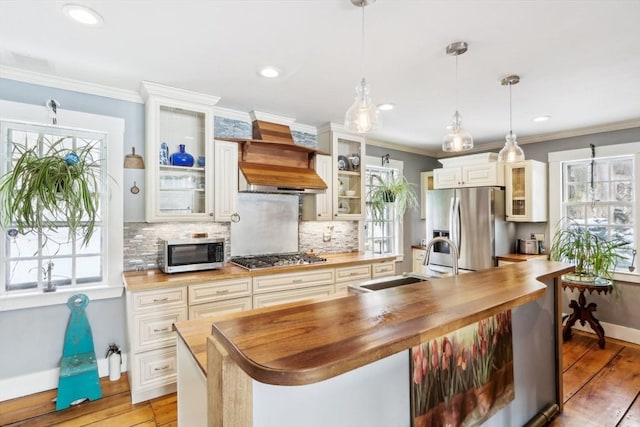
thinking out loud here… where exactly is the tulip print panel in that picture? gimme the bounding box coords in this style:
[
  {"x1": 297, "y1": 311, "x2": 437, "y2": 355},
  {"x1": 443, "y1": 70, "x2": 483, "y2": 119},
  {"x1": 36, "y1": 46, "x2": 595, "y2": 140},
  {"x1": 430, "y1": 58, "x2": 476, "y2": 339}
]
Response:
[{"x1": 410, "y1": 310, "x2": 514, "y2": 427}]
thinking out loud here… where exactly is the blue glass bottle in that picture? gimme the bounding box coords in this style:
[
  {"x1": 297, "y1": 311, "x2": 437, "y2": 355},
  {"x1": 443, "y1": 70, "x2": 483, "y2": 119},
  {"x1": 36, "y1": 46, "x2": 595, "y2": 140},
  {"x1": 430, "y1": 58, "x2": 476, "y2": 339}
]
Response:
[{"x1": 170, "y1": 144, "x2": 194, "y2": 167}]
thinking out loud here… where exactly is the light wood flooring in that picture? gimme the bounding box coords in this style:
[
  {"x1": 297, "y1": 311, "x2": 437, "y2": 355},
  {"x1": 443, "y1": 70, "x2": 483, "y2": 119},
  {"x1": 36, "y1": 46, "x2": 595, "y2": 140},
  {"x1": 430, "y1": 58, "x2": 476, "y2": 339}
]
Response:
[{"x1": 1, "y1": 331, "x2": 639, "y2": 426}]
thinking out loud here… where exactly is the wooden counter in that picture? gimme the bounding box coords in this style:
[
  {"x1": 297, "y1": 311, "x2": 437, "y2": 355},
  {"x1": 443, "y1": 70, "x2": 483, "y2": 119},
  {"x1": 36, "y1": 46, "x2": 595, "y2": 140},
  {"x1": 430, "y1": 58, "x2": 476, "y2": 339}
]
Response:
[
  {"x1": 497, "y1": 253, "x2": 548, "y2": 263},
  {"x1": 123, "y1": 252, "x2": 396, "y2": 292},
  {"x1": 174, "y1": 260, "x2": 571, "y2": 386}
]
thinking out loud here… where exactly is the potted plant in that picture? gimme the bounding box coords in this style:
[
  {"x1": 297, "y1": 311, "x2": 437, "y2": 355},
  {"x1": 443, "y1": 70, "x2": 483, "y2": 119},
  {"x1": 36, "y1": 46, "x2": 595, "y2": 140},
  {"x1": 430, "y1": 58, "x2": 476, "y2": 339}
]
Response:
[
  {"x1": 0, "y1": 137, "x2": 102, "y2": 246},
  {"x1": 368, "y1": 173, "x2": 418, "y2": 223},
  {"x1": 549, "y1": 220, "x2": 627, "y2": 285}
]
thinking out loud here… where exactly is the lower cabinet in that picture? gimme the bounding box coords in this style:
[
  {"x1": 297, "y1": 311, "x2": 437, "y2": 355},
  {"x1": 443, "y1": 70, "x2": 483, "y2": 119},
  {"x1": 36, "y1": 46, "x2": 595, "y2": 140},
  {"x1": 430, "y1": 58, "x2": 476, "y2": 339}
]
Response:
[
  {"x1": 126, "y1": 259, "x2": 395, "y2": 403},
  {"x1": 412, "y1": 248, "x2": 427, "y2": 275}
]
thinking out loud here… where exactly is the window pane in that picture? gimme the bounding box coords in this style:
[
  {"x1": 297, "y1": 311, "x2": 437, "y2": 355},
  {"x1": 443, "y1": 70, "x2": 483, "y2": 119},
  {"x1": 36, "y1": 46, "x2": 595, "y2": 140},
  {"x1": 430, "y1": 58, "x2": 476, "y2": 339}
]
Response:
[
  {"x1": 613, "y1": 206, "x2": 632, "y2": 225},
  {"x1": 7, "y1": 260, "x2": 39, "y2": 291},
  {"x1": 614, "y1": 181, "x2": 633, "y2": 202},
  {"x1": 43, "y1": 228, "x2": 73, "y2": 256},
  {"x1": 77, "y1": 256, "x2": 102, "y2": 284}
]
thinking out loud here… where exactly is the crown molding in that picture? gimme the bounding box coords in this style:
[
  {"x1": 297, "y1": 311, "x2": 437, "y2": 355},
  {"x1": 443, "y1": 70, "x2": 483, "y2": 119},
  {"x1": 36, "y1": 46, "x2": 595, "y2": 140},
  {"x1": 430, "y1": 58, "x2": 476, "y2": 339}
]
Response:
[
  {"x1": 0, "y1": 65, "x2": 143, "y2": 103},
  {"x1": 249, "y1": 110, "x2": 295, "y2": 125},
  {"x1": 365, "y1": 137, "x2": 439, "y2": 157},
  {"x1": 213, "y1": 106, "x2": 251, "y2": 122},
  {"x1": 140, "y1": 81, "x2": 220, "y2": 106}
]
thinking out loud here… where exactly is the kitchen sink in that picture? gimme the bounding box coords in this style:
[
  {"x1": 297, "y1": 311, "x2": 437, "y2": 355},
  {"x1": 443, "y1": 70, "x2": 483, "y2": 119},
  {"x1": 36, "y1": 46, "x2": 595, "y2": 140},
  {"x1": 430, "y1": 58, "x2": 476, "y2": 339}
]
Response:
[{"x1": 348, "y1": 273, "x2": 432, "y2": 294}]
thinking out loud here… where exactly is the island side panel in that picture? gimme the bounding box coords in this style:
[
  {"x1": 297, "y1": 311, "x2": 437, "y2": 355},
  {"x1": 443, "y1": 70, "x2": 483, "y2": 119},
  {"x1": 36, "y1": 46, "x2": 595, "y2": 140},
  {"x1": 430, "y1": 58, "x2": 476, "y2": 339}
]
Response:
[{"x1": 207, "y1": 336, "x2": 252, "y2": 427}]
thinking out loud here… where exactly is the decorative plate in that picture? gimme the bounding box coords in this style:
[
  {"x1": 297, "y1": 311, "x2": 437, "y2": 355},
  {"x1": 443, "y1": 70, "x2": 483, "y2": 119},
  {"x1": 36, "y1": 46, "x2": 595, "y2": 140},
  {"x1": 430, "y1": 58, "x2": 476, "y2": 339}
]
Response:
[
  {"x1": 349, "y1": 154, "x2": 361, "y2": 171},
  {"x1": 337, "y1": 155, "x2": 349, "y2": 171}
]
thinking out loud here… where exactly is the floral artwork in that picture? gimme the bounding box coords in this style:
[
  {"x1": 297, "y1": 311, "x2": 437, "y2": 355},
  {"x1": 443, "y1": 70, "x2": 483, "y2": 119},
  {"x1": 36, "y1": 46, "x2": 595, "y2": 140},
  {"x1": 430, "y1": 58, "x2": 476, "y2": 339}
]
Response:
[{"x1": 411, "y1": 310, "x2": 514, "y2": 427}]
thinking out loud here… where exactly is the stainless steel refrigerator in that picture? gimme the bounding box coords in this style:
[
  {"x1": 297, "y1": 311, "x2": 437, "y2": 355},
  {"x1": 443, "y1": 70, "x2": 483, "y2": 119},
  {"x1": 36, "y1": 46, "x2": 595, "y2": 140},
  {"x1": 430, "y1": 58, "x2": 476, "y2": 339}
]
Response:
[{"x1": 426, "y1": 187, "x2": 514, "y2": 272}]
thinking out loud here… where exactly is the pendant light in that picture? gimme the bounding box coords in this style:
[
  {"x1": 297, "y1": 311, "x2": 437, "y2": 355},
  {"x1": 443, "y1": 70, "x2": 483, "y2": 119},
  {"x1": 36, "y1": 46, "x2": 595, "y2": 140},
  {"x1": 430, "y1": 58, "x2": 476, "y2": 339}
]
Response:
[
  {"x1": 497, "y1": 75, "x2": 525, "y2": 163},
  {"x1": 442, "y1": 41, "x2": 473, "y2": 152},
  {"x1": 344, "y1": 0, "x2": 381, "y2": 134}
]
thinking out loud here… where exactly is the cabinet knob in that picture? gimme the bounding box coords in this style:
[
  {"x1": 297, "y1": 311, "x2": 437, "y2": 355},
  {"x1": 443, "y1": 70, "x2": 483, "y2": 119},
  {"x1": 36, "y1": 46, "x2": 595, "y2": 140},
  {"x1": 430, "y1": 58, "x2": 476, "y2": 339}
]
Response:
[
  {"x1": 209, "y1": 212, "x2": 214, "y2": 216},
  {"x1": 230, "y1": 213, "x2": 241, "y2": 223}
]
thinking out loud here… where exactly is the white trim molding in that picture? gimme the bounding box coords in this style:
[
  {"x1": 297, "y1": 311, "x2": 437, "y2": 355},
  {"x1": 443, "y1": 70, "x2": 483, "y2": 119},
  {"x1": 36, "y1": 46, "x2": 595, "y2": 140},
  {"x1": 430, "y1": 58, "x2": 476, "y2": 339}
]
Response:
[
  {"x1": 569, "y1": 321, "x2": 640, "y2": 346},
  {"x1": 0, "y1": 65, "x2": 143, "y2": 104}
]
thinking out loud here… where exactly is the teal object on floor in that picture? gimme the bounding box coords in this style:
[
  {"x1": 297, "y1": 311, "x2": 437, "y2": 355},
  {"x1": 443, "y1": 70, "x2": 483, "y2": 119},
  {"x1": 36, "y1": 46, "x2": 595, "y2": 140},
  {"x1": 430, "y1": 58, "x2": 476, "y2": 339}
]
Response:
[{"x1": 56, "y1": 294, "x2": 102, "y2": 411}]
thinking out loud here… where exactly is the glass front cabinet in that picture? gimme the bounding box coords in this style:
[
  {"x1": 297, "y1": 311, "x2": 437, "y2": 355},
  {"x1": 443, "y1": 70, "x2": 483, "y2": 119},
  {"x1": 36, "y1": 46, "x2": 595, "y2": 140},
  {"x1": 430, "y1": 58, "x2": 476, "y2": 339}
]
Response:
[
  {"x1": 316, "y1": 125, "x2": 365, "y2": 220},
  {"x1": 505, "y1": 159, "x2": 548, "y2": 222},
  {"x1": 141, "y1": 81, "x2": 222, "y2": 222}
]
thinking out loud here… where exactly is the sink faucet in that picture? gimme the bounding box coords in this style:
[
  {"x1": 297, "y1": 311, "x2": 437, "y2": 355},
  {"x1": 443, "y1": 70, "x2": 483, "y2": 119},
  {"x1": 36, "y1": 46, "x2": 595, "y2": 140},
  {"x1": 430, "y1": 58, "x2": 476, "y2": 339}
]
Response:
[{"x1": 422, "y1": 237, "x2": 459, "y2": 275}]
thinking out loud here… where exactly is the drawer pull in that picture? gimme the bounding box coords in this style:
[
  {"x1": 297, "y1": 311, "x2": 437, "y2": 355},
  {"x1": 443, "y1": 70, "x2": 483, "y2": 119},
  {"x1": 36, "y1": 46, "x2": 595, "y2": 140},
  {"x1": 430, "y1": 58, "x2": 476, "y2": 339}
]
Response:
[
  {"x1": 350, "y1": 272, "x2": 359, "y2": 276},
  {"x1": 153, "y1": 327, "x2": 170, "y2": 332},
  {"x1": 292, "y1": 279, "x2": 303, "y2": 284},
  {"x1": 215, "y1": 289, "x2": 230, "y2": 295},
  {"x1": 154, "y1": 365, "x2": 170, "y2": 371},
  {"x1": 152, "y1": 297, "x2": 169, "y2": 302}
]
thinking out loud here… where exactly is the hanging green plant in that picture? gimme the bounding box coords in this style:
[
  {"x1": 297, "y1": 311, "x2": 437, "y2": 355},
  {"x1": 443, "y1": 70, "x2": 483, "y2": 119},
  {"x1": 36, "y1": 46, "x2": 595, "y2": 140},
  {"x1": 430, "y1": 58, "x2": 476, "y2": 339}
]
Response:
[
  {"x1": 0, "y1": 137, "x2": 102, "y2": 246},
  {"x1": 368, "y1": 173, "x2": 418, "y2": 224}
]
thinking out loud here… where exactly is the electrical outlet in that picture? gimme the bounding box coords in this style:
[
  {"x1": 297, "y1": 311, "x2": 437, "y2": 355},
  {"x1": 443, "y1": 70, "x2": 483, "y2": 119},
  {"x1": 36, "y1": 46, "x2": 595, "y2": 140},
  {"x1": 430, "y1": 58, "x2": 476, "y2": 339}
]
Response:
[{"x1": 533, "y1": 233, "x2": 545, "y2": 241}]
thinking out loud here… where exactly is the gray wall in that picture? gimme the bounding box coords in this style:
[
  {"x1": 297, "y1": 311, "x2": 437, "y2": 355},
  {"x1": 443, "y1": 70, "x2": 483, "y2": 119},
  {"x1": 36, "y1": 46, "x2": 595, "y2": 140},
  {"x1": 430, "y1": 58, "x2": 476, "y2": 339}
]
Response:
[
  {"x1": 0, "y1": 78, "x2": 143, "y2": 379},
  {"x1": 366, "y1": 145, "x2": 440, "y2": 273}
]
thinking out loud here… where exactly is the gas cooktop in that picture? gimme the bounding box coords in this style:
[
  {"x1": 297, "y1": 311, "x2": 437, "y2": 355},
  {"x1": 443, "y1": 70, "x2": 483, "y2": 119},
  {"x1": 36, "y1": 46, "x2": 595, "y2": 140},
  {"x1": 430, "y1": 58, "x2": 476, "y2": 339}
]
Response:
[{"x1": 230, "y1": 252, "x2": 327, "y2": 270}]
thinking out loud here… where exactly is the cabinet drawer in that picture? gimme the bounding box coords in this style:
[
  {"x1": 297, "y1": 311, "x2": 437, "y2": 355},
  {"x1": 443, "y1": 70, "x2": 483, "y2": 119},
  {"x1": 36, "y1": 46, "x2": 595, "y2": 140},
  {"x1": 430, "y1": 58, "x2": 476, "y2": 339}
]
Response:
[
  {"x1": 189, "y1": 297, "x2": 252, "y2": 319},
  {"x1": 134, "y1": 307, "x2": 188, "y2": 351},
  {"x1": 132, "y1": 287, "x2": 187, "y2": 312},
  {"x1": 253, "y1": 284, "x2": 335, "y2": 308},
  {"x1": 189, "y1": 278, "x2": 251, "y2": 305},
  {"x1": 253, "y1": 268, "x2": 334, "y2": 294},
  {"x1": 334, "y1": 265, "x2": 371, "y2": 283},
  {"x1": 132, "y1": 347, "x2": 177, "y2": 390},
  {"x1": 372, "y1": 261, "x2": 396, "y2": 278}
]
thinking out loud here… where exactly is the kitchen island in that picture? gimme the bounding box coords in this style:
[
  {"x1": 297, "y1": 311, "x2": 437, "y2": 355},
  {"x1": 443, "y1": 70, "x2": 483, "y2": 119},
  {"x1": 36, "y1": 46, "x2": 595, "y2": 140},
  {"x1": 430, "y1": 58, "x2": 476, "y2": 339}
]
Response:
[{"x1": 174, "y1": 260, "x2": 572, "y2": 427}]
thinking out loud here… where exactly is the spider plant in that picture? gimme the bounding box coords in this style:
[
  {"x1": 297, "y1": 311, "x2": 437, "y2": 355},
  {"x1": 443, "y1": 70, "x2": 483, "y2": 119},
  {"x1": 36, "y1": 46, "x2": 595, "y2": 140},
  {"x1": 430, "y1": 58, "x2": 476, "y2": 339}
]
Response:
[
  {"x1": 549, "y1": 220, "x2": 627, "y2": 284},
  {"x1": 368, "y1": 173, "x2": 418, "y2": 224},
  {"x1": 0, "y1": 137, "x2": 102, "y2": 246}
]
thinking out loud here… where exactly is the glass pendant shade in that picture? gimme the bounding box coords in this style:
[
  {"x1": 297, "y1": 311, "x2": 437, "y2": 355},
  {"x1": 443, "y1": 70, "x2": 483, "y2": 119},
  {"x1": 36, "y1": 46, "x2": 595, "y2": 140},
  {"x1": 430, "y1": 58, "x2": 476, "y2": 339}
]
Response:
[
  {"x1": 442, "y1": 111, "x2": 473, "y2": 152},
  {"x1": 497, "y1": 132, "x2": 525, "y2": 162},
  {"x1": 344, "y1": 78, "x2": 381, "y2": 133}
]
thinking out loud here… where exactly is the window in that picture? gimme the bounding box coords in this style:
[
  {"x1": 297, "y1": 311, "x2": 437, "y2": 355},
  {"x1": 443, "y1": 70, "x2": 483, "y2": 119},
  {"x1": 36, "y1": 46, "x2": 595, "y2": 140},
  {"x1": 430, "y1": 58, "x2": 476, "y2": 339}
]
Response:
[
  {"x1": 549, "y1": 142, "x2": 640, "y2": 281},
  {"x1": 0, "y1": 100, "x2": 123, "y2": 310},
  {"x1": 364, "y1": 156, "x2": 404, "y2": 258}
]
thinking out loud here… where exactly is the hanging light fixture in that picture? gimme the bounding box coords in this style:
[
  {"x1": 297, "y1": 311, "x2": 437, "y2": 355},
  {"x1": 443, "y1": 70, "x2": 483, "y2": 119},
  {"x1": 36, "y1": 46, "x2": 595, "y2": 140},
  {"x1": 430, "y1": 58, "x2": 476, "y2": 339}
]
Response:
[
  {"x1": 442, "y1": 41, "x2": 473, "y2": 152},
  {"x1": 344, "y1": 0, "x2": 381, "y2": 134},
  {"x1": 497, "y1": 75, "x2": 525, "y2": 162}
]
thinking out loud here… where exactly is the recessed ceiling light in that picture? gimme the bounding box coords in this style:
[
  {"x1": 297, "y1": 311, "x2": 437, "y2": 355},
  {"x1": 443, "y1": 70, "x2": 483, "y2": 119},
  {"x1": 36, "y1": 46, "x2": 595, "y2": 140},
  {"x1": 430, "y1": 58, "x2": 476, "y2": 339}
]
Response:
[
  {"x1": 257, "y1": 66, "x2": 281, "y2": 78},
  {"x1": 533, "y1": 115, "x2": 551, "y2": 123},
  {"x1": 377, "y1": 103, "x2": 396, "y2": 111},
  {"x1": 62, "y1": 4, "x2": 104, "y2": 26}
]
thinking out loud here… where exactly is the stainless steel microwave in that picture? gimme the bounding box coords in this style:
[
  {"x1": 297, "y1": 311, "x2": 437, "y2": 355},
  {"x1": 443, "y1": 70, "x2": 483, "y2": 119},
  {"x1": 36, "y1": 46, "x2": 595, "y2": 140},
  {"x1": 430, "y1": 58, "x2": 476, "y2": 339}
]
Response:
[{"x1": 161, "y1": 238, "x2": 225, "y2": 273}]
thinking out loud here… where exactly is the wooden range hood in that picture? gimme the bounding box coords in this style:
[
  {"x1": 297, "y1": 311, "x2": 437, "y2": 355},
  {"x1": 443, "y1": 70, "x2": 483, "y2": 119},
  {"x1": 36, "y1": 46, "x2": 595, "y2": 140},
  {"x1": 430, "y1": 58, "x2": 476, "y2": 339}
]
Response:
[{"x1": 219, "y1": 120, "x2": 328, "y2": 194}]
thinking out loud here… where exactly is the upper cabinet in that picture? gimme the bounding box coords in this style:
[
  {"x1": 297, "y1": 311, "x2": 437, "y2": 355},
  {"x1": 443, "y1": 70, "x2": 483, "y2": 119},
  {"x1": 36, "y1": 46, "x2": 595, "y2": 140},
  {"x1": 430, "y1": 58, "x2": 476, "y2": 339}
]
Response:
[
  {"x1": 213, "y1": 139, "x2": 239, "y2": 222},
  {"x1": 301, "y1": 154, "x2": 333, "y2": 221},
  {"x1": 308, "y1": 125, "x2": 365, "y2": 220},
  {"x1": 420, "y1": 171, "x2": 434, "y2": 220},
  {"x1": 141, "y1": 82, "x2": 222, "y2": 222},
  {"x1": 505, "y1": 160, "x2": 547, "y2": 222},
  {"x1": 433, "y1": 162, "x2": 504, "y2": 189}
]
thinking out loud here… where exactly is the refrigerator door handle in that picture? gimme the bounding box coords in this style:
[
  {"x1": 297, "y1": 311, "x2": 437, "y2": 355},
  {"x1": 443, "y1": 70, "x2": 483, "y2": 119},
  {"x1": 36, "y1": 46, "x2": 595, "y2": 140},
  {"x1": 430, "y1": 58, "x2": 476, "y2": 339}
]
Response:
[
  {"x1": 448, "y1": 196, "x2": 456, "y2": 239},
  {"x1": 453, "y1": 197, "x2": 461, "y2": 258}
]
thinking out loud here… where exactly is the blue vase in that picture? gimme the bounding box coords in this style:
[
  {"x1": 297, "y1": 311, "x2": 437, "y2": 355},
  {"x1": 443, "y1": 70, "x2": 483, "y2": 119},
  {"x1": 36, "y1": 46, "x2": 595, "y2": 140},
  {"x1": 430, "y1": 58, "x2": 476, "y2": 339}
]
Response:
[{"x1": 170, "y1": 144, "x2": 194, "y2": 167}]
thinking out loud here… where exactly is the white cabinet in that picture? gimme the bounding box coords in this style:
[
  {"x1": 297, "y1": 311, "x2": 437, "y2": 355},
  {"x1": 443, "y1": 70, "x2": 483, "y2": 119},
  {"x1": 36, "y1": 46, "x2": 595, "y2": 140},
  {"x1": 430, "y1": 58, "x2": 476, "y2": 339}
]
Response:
[
  {"x1": 188, "y1": 277, "x2": 252, "y2": 318},
  {"x1": 314, "y1": 124, "x2": 366, "y2": 220},
  {"x1": 433, "y1": 163, "x2": 504, "y2": 189},
  {"x1": 126, "y1": 286, "x2": 188, "y2": 403},
  {"x1": 334, "y1": 264, "x2": 371, "y2": 294},
  {"x1": 505, "y1": 160, "x2": 547, "y2": 222},
  {"x1": 372, "y1": 260, "x2": 396, "y2": 277},
  {"x1": 253, "y1": 284, "x2": 335, "y2": 308},
  {"x1": 141, "y1": 81, "x2": 220, "y2": 222},
  {"x1": 412, "y1": 248, "x2": 427, "y2": 275},
  {"x1": 301, "y1": 154, "x2": 333, "y2": 221},
  {"x1": 420, "y1": 172, "x2": 434, "y2": 220},
  {"x1": 213, "y1": 139, "x2": 239, "y2": 222}
]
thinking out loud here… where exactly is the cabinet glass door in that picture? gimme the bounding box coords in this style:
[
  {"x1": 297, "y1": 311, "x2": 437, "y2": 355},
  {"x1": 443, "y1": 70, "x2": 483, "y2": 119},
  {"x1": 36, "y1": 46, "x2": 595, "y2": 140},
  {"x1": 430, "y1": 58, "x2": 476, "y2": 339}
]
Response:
[
  {"x1": 510, "y1": 166, "x2": 526, "y2": 216},
  {"x1": 336, "y1": 137, "x2": 362, "y2": 217},
  {"x1": 157, "y1": 106, "x2": 206, "y2": 215}
]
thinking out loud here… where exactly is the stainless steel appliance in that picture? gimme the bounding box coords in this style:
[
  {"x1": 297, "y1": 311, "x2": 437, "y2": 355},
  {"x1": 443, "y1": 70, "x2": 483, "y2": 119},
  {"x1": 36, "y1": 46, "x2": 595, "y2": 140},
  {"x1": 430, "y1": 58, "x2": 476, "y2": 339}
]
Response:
[
  {"x1": 517, "y1": 239, "x2": 540, "y2": 254},
  {"x1": 161, "y1": 238, "x2": 225, "y2": 273},
  {"x1": 231, "y1": 253, "x2": 327, "y2": 271},
  {"x1": 426, "y1": 187, "x2": 514, "y2": 272}
]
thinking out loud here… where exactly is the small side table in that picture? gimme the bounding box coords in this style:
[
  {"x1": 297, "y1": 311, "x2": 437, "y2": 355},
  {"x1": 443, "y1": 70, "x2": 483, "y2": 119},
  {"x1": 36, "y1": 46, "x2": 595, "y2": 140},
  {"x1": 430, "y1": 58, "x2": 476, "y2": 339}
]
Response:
[{"x1": 561, "y1": 278, "x2": 613, "y2": 349}]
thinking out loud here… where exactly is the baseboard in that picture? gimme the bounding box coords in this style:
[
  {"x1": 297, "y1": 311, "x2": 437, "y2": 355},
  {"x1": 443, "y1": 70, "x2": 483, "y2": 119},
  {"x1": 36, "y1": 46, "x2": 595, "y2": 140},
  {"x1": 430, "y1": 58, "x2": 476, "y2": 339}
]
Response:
[
  {"x1": 0, "y1": 353, "x2": 128, "y2": 402},
  {"x1": 569, "y1": 321, "x2": 640, "y2": 345}
]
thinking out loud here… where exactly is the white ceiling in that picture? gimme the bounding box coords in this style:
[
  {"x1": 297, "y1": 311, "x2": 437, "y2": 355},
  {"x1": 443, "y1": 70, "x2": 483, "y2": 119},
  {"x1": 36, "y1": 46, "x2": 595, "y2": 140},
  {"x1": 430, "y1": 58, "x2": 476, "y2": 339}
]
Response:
[{"x1": 1, "y1": 0, "x2": 639, "y2": 156}]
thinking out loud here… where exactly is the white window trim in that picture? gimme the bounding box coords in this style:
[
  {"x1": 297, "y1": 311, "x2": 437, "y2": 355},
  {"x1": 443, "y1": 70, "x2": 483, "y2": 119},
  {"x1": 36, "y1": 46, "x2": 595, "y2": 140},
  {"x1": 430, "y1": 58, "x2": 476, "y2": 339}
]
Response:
[
  {"x1": 365, "y1": 156, "x2": 405, "y2": 261},
  {"x1": 0, "y1": 100, "x2": 124, "y2": 310},
  {"x1": 548, "y1": 141, "x2": 640, "y2": 284}
]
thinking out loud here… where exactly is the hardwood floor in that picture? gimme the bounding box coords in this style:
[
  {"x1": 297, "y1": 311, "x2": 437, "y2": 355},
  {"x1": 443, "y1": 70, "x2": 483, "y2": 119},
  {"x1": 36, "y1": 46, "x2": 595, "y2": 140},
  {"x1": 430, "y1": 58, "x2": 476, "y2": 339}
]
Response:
[
  {"x1": 1, "y1": 331, "x2": 639, "y2": 426},
  {"x1": 0, "y1": 374, "x2": 177, "y2": 427}
]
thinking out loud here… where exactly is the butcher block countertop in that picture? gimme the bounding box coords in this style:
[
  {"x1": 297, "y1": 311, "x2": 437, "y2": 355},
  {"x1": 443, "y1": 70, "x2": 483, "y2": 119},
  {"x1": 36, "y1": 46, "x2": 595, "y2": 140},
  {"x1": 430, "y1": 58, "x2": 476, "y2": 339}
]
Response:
[
  {"x1": 175, "y1": 260, "x2": 572, "y2": 385},
  {"x1": 496, "y1": 253, "x2": 549, "y2": 262},
  {"x1": 123, "y1": 252, "x2": 396, "y2": 292}
]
